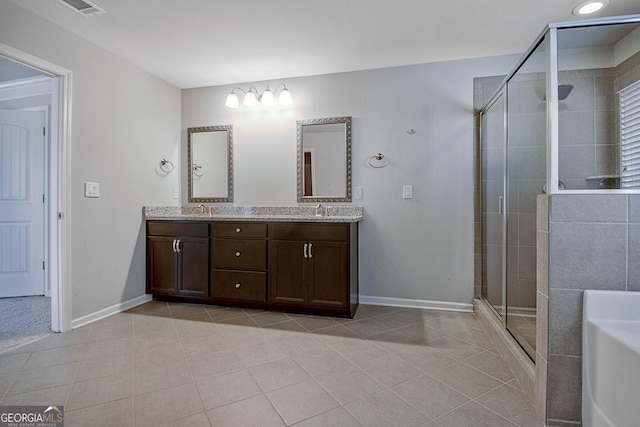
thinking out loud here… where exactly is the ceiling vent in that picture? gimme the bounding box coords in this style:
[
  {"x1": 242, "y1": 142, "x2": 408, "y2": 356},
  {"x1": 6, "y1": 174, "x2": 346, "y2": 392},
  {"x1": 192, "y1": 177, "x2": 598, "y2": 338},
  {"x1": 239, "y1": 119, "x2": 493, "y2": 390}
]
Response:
[{"x1": 56, "y1": 0, "x2": 106, "y2": 17}]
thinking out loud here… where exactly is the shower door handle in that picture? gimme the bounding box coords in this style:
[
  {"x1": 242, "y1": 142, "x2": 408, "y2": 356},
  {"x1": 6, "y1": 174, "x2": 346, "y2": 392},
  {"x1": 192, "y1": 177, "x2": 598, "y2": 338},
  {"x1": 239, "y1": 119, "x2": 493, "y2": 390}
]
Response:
[{"x1": 498, "y1": 196, "x2": 504, "y2": 215}]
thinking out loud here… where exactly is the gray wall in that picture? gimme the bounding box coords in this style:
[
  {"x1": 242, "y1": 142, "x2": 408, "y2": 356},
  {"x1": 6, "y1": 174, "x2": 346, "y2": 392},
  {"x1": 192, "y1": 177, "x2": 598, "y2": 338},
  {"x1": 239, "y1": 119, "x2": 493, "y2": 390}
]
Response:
[
  {"x1": 1, "y1": 1, "x2": 521, "y2": 319},
  {"x1": 545, "y1": 194, "x2": 640, "y2": 424},
  {"x1": 183, "y1": 55, "x2": 519, "y2": 307},
  {"x1": 0, "y1": 2, "x2": 182, "y2": 319}
]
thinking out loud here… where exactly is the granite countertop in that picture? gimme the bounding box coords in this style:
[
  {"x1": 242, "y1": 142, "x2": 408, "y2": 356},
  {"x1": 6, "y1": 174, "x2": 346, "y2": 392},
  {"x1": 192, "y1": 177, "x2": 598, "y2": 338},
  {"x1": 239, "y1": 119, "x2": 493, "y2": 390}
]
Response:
[{"x1": 142, "y1": 206, "x2": 363, "y2": 223}]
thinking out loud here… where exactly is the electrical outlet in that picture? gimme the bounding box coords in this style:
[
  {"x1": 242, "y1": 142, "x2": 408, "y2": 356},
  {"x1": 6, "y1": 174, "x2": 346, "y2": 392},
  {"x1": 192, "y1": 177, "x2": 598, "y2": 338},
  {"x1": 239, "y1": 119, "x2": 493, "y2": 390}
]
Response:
[
  {"x1": 173, "y1": 187, "x2": 179, "y2": 199},
  {"x1": 85, "y1": 182, "x2": 100, "y2": 198}
]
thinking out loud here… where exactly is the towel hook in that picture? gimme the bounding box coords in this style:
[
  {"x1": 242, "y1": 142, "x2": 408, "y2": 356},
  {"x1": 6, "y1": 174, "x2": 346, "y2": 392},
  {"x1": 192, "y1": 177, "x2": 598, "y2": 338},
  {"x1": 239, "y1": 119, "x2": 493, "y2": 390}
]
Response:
[
  {"x1": 368, "y1": 153, "x2": 389, "y2": 168},
  {"x1": 159, "y1": 158, "x2": 174, "y2": 173}
]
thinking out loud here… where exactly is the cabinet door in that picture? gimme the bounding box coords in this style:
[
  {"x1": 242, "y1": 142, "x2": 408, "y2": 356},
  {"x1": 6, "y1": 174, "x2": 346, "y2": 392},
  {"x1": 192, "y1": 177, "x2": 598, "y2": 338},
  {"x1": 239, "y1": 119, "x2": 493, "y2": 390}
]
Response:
[
  {"x1": 269, "y1": 240, "x2": 307, "y2": 305},
  {"x1": 147, "y1": 236, "x2": 177, "y2": 295},
  {"x1": 308, "y1": 242, "x2": 348, "y2": 308},
  {"x1": 178, "y1": 237, "x2": 209, "y2": 298}
]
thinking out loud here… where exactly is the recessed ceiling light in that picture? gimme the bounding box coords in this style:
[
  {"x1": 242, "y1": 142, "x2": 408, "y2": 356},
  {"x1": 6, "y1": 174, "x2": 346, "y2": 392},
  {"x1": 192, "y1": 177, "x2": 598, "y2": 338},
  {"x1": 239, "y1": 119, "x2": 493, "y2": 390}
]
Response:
[{"x1": 572, "y1": 0, "x2": 609, "y2": 16}]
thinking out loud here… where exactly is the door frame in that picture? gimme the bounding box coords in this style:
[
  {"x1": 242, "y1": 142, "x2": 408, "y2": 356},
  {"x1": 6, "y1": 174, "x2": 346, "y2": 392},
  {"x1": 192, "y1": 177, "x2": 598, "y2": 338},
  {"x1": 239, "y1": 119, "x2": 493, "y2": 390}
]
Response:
[
  {"x1": 0, "y1": 42, "x2": 72, "y2": 332},
  {"x1": 479, "y1": 87, "x2": 508, "y2": 326}
]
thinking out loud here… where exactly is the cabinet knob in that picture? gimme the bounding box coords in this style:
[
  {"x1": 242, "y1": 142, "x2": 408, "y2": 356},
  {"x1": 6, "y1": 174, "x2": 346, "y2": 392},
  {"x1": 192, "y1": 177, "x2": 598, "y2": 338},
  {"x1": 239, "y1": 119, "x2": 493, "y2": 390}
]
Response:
[
  {"x1": 235, "y1": 251, "x2": 241, "y2": 257},
  {"x1": 235, "y1": 227, "x2": 242, "y2": 233},
  {"x1": 235, "y1": 283, "x2": 241, "y2": 289}
]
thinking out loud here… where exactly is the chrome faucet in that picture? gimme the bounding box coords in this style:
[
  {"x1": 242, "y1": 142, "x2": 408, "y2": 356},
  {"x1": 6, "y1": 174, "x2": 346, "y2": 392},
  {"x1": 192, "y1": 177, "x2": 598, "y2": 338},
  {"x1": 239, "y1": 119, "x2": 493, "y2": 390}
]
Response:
[
  {"x1": 198, "y1": 204, "x2": 206, "y2": 214},
  {"x1": 315, "y1": 204, "x2": 325, "y2": 217}
]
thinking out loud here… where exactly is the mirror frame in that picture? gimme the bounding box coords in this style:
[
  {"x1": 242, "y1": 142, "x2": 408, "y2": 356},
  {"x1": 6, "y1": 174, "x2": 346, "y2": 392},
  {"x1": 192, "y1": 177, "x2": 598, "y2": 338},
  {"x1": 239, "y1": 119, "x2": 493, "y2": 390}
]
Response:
[
  {"x1": 297, "y1": 116, "x2": 352, "y2": 203},
  {"x1": 187, "y1": 125, "x2": 233, "y2": 203}
]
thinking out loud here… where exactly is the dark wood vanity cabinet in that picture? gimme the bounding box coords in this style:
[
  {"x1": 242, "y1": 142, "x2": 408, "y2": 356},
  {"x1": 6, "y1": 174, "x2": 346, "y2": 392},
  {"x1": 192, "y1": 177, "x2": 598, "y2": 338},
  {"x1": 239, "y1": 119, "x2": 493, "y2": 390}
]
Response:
[
  {"x1": 146, "y1": 222, "x2": 210, "y2": 299},
  {"x1": 146, "y1": 220, "x2": 358, "y2": 317},
  {"x1": 269, "y1": 223, "x2": 357, "y2": 316}
]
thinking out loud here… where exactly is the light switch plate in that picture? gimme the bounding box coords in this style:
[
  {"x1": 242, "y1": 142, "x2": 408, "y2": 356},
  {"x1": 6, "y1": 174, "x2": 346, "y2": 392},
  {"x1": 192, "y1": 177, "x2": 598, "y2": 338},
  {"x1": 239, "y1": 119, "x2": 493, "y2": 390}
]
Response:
[
  {"x1": 403, "y1": 185, "x2": 413, "y2": 199},
  {"x1": 173, "y1": 187, "x2": 179, "y2": 199},
  {"x1": 85, "y1": 182, "x2": 100, "y2": 198},
  {"x1": 354, "y1": 186, "x2": 362, "y2": 199}
]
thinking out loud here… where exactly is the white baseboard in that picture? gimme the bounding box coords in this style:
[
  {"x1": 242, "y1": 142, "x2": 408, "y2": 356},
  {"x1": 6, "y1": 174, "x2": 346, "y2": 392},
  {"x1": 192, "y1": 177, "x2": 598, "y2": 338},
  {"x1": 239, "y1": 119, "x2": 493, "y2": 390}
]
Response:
[
  {"x1": 359, "y1": 295, "x2": 473, "y2": 312},
  {"x1": 71, "y1": 294, "x2": 153, "y2": 329}
]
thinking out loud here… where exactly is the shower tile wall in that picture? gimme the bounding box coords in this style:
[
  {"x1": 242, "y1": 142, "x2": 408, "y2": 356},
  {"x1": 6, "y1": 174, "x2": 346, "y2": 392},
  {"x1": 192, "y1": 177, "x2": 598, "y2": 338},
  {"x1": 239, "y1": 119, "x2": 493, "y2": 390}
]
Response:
[
  {"x1": 557, "y1": 69, "x2": 618, "y2": 189},
  {"x1": 617, "y1": 50, "x2": 640, "y2": 99},
  {"x1": 544, "y1": 194, "x2": 640, "y2": 425},
  {"x1": 558, "y1": 50, "x2": 640, "y2": 190}
]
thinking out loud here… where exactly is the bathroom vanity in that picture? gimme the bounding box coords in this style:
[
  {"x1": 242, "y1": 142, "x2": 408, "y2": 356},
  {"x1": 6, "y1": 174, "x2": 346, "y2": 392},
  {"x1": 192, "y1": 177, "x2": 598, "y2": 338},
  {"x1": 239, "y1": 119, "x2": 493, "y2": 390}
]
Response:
[{"x1": 144, "y1": 206, "x2": 361, "y2": 317}]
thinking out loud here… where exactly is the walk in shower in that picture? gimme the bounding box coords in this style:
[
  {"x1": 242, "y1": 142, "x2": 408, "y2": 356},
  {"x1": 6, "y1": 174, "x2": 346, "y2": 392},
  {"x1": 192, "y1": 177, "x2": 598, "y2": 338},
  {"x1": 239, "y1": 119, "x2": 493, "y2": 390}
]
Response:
[{"x1": 477, "y1": 14, "x2": 640, "y2": 363}]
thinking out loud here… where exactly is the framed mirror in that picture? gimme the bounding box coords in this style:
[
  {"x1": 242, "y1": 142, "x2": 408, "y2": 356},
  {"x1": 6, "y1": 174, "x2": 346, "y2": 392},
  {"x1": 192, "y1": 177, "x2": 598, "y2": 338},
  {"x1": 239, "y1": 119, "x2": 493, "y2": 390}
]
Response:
[
  {"x1": 187, "y1": 125, "x2": 233, "y2": 203},
  {"x1": 297, "y1": 116, "x2": 352, "y2": 202}
]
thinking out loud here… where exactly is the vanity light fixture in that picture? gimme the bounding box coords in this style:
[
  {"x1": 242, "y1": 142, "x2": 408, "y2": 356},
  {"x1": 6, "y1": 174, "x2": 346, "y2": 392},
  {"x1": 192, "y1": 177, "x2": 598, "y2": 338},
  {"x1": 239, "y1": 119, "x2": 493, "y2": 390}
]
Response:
[
  {"x1": 572, "y1": 0, "x2": 608, "y2": 15},
  {"x1": 225, "y1": 84, "x2": 292, "y2": 108}
]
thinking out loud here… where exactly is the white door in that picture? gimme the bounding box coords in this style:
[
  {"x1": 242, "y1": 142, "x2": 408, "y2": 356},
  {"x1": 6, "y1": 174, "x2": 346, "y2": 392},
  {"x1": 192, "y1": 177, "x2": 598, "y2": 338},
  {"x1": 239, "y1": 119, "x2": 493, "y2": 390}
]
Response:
[{"x1": 0, "y1": 109, "x2": 46, "y2": 297}]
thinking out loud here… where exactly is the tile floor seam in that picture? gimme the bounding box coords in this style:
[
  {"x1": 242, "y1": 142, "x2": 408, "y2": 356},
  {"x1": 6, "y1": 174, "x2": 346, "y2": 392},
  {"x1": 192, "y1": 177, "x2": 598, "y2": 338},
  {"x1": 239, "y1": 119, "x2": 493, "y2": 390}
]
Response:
[
  {"x1": 470, "y1": 403, "x2": 521, "y2": 426},
  {"x1": 428, "y1": 366, "x2": 502, "y2": 401},
  {"x1": 0, "y1": 376, "x2": 15, "y2": 402},
  {"x1": 469, "y1": 396, "x2": 525, "y2": 426},
  {"x1": 129, "y1": 346, "x2": 135, "y2": 427},
  {"x1": 457, "y1": 349, "x2": 517, "y2": 384},
  {"x1": 385, "y1": 378, "x2": 439, "y2": 422},
  {"x1": 1, "y1": 383, "x2": 71, "y2": 406},
  {"x1": 63, "y1": 396, "x2": 132, "y2": 419},
  {"x1": 177, "y1": 315, "x2": 199, "y2": 390},
  {"x1": 340, "y1": 397, "x2": 363, "y2": 426},
  {"x1": 220, "y1": 391, "x2": 289, "y2": 426},
  {"x1": 64, "y1": 356, "x2": 84, "y2": 411},
  {"x1": 432, "y1": 400, "x2": 518, "y2": 426},
  {"x1": 291, "y1": 404, "x2": 364, "y2": 427},
  {"x1": 312, "y1": 364, "x2": 383, "y2": 407}
]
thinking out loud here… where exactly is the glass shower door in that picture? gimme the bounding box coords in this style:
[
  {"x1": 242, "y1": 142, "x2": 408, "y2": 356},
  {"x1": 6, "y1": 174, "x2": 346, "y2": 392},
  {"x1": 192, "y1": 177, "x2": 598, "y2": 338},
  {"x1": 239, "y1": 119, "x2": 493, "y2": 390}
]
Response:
[
  {"x1": 503, "y1": 38, "x2": 547, "y2": 361},
  {"x1": 481, "y1": 91, "x2": 506, "y2": 318}
]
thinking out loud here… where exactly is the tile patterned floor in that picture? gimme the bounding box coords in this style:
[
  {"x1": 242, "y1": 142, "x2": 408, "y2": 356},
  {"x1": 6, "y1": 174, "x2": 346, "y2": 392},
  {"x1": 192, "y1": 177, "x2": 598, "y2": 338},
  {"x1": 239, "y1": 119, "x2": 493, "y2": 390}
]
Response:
[{"x1": 0, "y1": 302, "x2": 540, "y2": 426}]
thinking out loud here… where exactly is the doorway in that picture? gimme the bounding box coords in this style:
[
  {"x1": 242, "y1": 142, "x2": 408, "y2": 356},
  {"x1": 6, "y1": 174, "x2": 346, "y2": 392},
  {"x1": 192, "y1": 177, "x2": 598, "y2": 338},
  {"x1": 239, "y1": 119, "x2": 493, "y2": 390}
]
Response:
[{"x1": 0, "y1": 42, "x2": 72, "y2": 333}]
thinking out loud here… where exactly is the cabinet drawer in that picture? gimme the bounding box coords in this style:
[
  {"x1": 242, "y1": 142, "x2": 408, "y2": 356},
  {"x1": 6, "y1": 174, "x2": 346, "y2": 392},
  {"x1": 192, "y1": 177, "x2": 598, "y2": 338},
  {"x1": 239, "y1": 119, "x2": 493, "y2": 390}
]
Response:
[
  {"x1": 147, "y1": 221, "x2": 209, "y2": 237},
  {"x1": 214, "y1": 223, "x2": 267, "y2": 238},
  {"x1": 213, "y1": 239, "x2": 267, "y2": 269},
  {"x1": 270, "y1": 223, "x2": 349, "y2": 242},
  {"x1": 212, "y1": 270, "x2": 267, "y2": 302}
]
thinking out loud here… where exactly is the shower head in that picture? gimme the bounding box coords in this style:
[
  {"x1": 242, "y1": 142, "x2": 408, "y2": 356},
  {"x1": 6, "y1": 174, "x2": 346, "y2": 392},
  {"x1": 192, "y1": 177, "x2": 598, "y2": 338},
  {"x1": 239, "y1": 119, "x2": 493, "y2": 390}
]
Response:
[
  {"x1": 536, "y1": 83, "x2": 574, "y2": 101},
  {"x1": 558, "y1": 84, "x2": 574, "y2": 100}
]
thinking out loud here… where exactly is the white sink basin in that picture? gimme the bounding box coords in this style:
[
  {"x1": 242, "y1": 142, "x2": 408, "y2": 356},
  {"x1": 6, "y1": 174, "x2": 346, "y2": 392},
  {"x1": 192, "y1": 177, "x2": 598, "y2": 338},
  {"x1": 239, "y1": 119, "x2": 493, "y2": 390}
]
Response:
[{"x1": 583, "y1": 290, "x2": 640, "y2": 427}]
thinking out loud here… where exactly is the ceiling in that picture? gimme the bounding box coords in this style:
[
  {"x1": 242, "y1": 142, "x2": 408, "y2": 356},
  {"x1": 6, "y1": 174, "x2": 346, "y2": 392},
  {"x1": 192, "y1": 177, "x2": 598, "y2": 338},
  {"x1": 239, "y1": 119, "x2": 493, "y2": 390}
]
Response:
[{"x1": 9, "y1": 0, "x2": 640, "y2": 89}]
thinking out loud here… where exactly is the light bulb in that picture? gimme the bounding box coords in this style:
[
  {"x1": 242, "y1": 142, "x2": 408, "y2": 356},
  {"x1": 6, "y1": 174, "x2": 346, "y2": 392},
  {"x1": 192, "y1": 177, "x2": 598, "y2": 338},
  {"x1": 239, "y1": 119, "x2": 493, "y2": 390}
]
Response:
[
  {"x1": 279, "y1": 87, "x2": 292, "y2": 105},
  {"x1": 225, "y1": 92, "x2": 239, "y2": 108},
  {"x1": 244, "y1": 91, "x2": 257, "y2": 107},
  {"x1": 261, "y1": 86, "x2": 274, "y2": 105},
  {"x1": 572, "y1": 0, "x2": 608, "y2": 15}
]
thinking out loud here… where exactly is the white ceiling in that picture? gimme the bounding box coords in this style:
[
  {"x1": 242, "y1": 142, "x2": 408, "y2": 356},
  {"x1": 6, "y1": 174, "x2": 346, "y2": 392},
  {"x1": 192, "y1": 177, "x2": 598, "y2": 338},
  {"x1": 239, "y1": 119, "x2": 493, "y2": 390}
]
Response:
[{"x1": 10, "y1": 0, "x2": 640, "y2": 89}]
